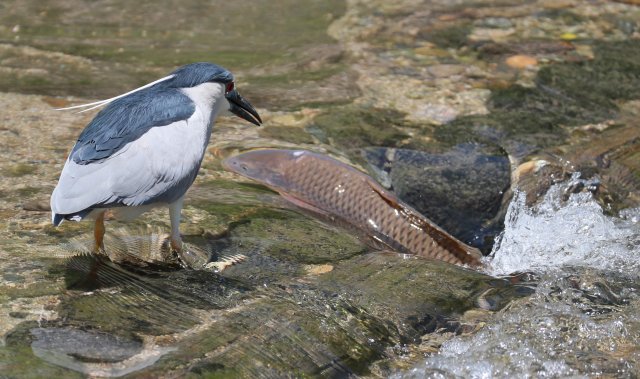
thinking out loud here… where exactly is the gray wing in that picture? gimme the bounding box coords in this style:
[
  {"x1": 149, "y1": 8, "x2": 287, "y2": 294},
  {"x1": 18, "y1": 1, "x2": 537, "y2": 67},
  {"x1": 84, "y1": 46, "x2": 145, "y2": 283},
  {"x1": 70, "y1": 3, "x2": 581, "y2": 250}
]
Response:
[
  {"x1": 52, "y1": 88, "x2": 200, "y2": 217},
  {"x1": 70, "y1": 88, "x2": 195, "y2": 164},
  {"x1": 51, "y1": 117, "x2": 203, "y2": 216}
]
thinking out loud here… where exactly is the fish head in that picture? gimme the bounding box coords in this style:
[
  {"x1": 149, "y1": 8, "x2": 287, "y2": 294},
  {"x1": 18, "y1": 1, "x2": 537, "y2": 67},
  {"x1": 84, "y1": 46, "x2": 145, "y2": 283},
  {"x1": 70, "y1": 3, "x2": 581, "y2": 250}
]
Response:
[{"x1": 222, "y1": 149, "x2": 305, "y2": 189}]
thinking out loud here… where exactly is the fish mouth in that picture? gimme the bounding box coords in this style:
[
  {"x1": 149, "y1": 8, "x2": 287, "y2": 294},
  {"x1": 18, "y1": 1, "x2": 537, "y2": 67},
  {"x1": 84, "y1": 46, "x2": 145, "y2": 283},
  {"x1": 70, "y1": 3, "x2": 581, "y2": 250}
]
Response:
[
  {"x1": 221, "y1": 157, "x2": 245, "y2": 174},
  {"x1": 225, "y1": 89, "x2": 262, "y2": 126}
]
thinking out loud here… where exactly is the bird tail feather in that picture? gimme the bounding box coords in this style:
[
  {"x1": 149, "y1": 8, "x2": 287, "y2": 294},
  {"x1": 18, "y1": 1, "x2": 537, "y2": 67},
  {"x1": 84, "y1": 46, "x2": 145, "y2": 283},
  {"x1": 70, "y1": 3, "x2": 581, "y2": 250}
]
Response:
[{"x1": 52, "y1": 209, "x2": 91, "y2": 226}]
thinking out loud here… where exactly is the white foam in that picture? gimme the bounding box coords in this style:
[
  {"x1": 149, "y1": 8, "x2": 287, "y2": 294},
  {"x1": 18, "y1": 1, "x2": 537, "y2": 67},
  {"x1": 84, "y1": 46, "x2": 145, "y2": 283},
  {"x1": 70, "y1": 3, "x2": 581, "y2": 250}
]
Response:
[
  {"x1": 486, "y1": 177, "x2": 640, "y2": 277},
  {"x1": 396, "y1": 176, "x2": 640, "y2": 378}
]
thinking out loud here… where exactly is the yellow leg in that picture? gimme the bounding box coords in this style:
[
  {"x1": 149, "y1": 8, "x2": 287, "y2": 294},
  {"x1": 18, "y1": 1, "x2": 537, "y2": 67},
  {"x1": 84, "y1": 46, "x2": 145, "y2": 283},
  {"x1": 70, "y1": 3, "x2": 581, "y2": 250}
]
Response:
[
  {"x1": 93, "y1": 211, "x2": 106, "y2": 253},
  {"x1": 170, "y1": 237, "x2": 183, "y2": 253}
]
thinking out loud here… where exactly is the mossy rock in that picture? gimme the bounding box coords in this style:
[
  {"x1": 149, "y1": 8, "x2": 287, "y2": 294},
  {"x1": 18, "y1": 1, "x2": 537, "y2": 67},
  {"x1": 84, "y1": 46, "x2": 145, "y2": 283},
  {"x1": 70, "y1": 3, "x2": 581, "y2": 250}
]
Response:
[
  {"x1": 433, "y1": 40, "x2": 640, "y2": 154},
  {"x1": 258, "y1": 125, "x2": 315, "y2": 144},
  {"x1": 308, "y1": 106, "x2": 411, "y2": 152}
]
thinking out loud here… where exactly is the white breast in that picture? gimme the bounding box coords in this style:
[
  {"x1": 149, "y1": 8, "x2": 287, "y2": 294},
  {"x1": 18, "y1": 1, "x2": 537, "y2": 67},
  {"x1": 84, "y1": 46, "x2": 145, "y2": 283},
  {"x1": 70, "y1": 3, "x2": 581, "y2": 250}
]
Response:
[{"x1": 135, "y1": 82, "x2": 228, "y2": 177}]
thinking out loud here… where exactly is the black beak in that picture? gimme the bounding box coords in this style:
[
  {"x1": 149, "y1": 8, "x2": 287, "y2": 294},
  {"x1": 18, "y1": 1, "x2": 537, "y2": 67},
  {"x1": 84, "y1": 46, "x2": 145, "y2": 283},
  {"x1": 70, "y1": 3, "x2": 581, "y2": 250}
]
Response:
[{"x1": 226, "y1": 89, "x2": 262, "y2": 126}]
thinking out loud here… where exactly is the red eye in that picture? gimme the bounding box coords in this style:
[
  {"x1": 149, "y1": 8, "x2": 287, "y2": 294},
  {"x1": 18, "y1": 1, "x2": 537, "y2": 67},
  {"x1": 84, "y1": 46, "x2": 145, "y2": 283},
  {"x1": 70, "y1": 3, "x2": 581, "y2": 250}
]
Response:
[{"x1": 226, "y1": 82, "x2": 234, "y2": 93}]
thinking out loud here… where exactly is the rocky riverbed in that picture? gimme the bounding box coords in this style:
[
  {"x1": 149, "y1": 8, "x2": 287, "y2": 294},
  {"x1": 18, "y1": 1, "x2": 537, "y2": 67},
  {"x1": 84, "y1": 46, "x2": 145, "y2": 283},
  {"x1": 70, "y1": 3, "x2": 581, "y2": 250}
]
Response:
[{"x1": 1, "y1": 0, "x2": 639, "y2": 377}]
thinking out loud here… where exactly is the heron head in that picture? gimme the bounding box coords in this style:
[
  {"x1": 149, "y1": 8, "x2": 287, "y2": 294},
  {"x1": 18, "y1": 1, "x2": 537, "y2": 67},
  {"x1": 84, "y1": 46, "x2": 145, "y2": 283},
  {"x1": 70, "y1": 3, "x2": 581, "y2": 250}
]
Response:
[{"x1": 170, "y1": 62, "x2": 262, "y2": 126}]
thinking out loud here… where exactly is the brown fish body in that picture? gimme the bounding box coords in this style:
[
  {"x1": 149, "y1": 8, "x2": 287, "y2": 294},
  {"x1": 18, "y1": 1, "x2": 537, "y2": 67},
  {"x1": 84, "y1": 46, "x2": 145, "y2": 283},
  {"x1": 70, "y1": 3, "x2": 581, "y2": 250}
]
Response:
[{"x1": 223, "y1": 149, "x2": 483, "y2": 267}]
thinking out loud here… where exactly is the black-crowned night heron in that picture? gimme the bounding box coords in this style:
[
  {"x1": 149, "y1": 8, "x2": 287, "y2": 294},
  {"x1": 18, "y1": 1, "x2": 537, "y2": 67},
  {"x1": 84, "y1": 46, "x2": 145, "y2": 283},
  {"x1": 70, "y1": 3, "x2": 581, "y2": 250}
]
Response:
[{"x1": 51, "y1": 62, "x2": 261, "y2": 253}]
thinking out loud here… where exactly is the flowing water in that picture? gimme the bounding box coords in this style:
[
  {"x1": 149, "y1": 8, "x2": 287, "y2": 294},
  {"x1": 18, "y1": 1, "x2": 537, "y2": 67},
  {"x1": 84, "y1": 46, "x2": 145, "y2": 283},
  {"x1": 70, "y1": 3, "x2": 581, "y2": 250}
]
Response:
[
  {"x1": 400, "y1": 180, "x2": 640, "y2": 378},
  {"x1": 1, "y1": 0, "x2": 640, "y2": 377}
]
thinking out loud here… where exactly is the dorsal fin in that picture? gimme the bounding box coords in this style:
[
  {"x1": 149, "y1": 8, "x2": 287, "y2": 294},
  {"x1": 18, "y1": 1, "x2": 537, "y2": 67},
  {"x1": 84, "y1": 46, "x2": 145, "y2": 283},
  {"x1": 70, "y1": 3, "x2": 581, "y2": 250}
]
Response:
[{"x1": 366, "y1": 180, "x2": 483, "y2": 266}]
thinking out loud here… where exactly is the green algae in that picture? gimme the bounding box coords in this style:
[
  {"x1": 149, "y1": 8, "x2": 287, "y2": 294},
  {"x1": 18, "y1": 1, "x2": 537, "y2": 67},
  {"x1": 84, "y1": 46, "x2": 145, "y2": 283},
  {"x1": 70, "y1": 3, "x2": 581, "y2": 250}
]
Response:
[
  {"x1": 2, "y1": 1, "x2": 343, "y2": 66},
  {"x1": 258, "y1": 125, "x2": 315, "y2": 144},
  {"x1": 423, "y1": 22, "x2": 473, "y2": 49},
  {"x1": 139, "y1": 292, "x2": 399, "y2": 377},
  {"x1": 538, "y1": 40, "x2": 640, "y2": 105},
  {"x1": 54, "y1": 254, "x2": 251, "y2": 337},
  {"x1": 536, "y1": 8, "x2": 588, "y2": 24},
  {"x1": 0, "y1": 0, "x2": 346, "y2": 98},
  {"x1": 308, "y1": 106, "x2": 410, "y2": 151},
  {"x1": 0, "y1": 282, "x2": 61, "y2": 300},
  {"x1": 4, "y1": 163, "x2": 37, "y2": 177},
  {"x1": 433, "y1": 40, "x2": 640, "y2": 153},
  {"x1": 118, "y1": 253, "x2": 514, "y2": 377},
  {"x1": 226, "y1": 213, "x2": 366, "y2": 264},
  {"x1": 248, "y1": 64, "x2": 346, "y2": 87},
  {"x1": 320, "y1": 254, "x2": 487, "y2": 317},
  {"x1": 16, "y1": 187, "x2": 41, "y2": 197}
]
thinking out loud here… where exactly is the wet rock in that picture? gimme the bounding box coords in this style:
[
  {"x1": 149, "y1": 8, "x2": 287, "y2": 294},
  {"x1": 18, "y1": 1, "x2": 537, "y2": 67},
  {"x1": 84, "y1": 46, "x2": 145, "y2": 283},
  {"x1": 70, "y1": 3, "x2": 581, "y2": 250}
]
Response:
[
  {"x1": 4, "y1": 244, "x2": 528, "y2": 378},
  {"x1": 3, "y1": 0, "x2": 640, "y2": 376},
  {"x1": 28, "y1": 327, "x2": 175, "y2": 377},
  {"x1": 475, "y1": 17, "x2": 514, "y2": 29},
  {"x1": 86, "y1": 253, "x2": 524, "y2": 377},
  {"x1": 423, "y1": 22, "x2": 474, "y2": 49},
  {"x1": 258, "y1": 125, "x2": 315, "y2": 145},
  {"x1": 244, "y1": 69, "x2": 361, "y2": 110},
  {"x1": 22, "y1": 200, "x2": 50, "y2": 212},
  {"x1": 31, "y1": 327, "x2": 143, "y2": 363},
  {"x1": 308, "y1": 106, "x2": 411, "y2": 151},
  {"x1": 0, "y1": 1, "x2": 347, "y2": 99},
  {"x1": 513, "y1": 158, "x2": 570, "y2": 206},
  {"x1": 363, "y1": 143, "x2": 511, "y2": 253},
  {"x1": 427, "y1": 64, "x2": 466, "y2": 78},
  {"x1": 511, "y1": 95, "x2": 640, "y2": 212},
  {"x1": 411, "y1": 103, "x2": 459, "y2": 124},
  {"x1": 203, "y1": 208, "x2": 367, "y2": 285},
  {"x1": 58, "y1": 253, "x2": 250, "y2": 336},
  {"x1": 434, "y1": 39, "x2": 640, "y2": 158},
  {"x1": 477, "y1": 40, "x2": 575, "y2": 61},
  {"x1": 469, "y1": 27, "x2": 516, "y2": 42}
]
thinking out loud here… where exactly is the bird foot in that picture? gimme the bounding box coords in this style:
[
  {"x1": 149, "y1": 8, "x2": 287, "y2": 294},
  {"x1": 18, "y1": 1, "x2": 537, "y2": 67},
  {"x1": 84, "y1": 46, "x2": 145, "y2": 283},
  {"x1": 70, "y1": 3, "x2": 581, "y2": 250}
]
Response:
[
  {"x1": 169, "y1": 238, "x2": 183, "y2": 253},
  {"x1": 92, "y1": 242, "x2": 106, "y2": 255}
]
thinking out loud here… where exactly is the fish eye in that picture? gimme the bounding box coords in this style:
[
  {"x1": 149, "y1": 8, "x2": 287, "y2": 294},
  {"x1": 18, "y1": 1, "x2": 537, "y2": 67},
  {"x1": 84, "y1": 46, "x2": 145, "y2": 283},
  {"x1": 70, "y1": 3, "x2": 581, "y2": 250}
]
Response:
[
  {"x1": 240, "y1": 163, "x2": 249, "y2": 171},
  {"x1": 225, "y1": 82, "x2": 235, "y2": 93}
]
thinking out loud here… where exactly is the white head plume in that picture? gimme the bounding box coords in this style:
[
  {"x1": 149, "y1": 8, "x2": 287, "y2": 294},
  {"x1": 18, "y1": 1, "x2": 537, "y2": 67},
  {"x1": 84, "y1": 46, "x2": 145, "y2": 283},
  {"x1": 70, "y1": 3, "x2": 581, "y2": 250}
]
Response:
[{"x1": 55, "y1": 74, "x2": 176, "y2": 113}]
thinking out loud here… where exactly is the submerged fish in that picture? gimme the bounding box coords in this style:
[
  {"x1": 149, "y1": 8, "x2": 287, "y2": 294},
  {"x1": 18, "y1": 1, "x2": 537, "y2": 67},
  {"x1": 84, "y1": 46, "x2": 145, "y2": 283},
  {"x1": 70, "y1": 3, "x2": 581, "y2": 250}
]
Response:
[{"x1": 223, "y1": 149, "x2": 483, "y2": 267}]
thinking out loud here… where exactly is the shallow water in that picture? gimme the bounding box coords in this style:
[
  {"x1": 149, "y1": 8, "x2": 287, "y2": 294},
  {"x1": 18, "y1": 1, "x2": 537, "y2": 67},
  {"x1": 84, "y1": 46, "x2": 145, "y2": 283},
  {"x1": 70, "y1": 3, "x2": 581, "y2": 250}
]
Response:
[{"x1": 2, "y1": 0, "x2": 640, "y2": 377}]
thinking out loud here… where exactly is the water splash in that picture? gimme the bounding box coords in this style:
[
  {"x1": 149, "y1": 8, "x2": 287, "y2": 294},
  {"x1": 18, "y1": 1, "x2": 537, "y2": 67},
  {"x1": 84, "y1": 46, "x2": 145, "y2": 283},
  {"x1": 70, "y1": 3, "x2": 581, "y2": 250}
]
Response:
[
  {"x1": 397, "y1": 177, "x2": 640, "y2": 378},
  {"x1": 487, "y1": 177, "x2": 640, "y2": 277}
]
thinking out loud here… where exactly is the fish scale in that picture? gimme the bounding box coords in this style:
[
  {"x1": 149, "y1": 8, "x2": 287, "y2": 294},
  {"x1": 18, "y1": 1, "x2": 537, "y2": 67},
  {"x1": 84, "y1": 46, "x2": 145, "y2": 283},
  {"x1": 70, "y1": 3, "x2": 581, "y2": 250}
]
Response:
[
  {"x1": 224, "y1": 150, "x2": 483, "y2": 268},
  {"x1": 305, "y1": 155, "x2": 479, "y2": 266}
]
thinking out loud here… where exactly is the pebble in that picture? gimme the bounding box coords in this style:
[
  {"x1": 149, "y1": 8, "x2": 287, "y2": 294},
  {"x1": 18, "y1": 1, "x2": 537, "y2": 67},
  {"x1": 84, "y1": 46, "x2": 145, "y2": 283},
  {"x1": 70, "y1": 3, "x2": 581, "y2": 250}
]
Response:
[
  {"x1": 22, "y1": 200, "x2": 50, "y2": 212},
  {"x1": 427, "y1": 64, "x2": 466, "y2": 78},
  {"x1": 560, "y1": 32, "x2": 578, "y2": 40},
  {"x1": 505, "y1": 55, "x2": 538, "y2": 69},
  {"x1": 469, "y1": 27, "x2": 516, "y2": 42},
  {"x1": 305, "y1": 264, "x2": 334, "y2": 275},
  {"x1": 476, "y1": 17, "x2": 513, "y2": 29},
  {"x1": 412, "y1": 103, "x2": 459, "y2": 124}
]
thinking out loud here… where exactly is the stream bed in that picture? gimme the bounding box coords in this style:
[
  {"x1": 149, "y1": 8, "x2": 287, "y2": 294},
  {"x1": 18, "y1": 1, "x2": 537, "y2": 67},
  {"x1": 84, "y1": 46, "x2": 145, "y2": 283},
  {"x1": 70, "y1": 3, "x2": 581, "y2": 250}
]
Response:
[{"x1": 1, "y1": 0, "x2": 639, "y2": 377}]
